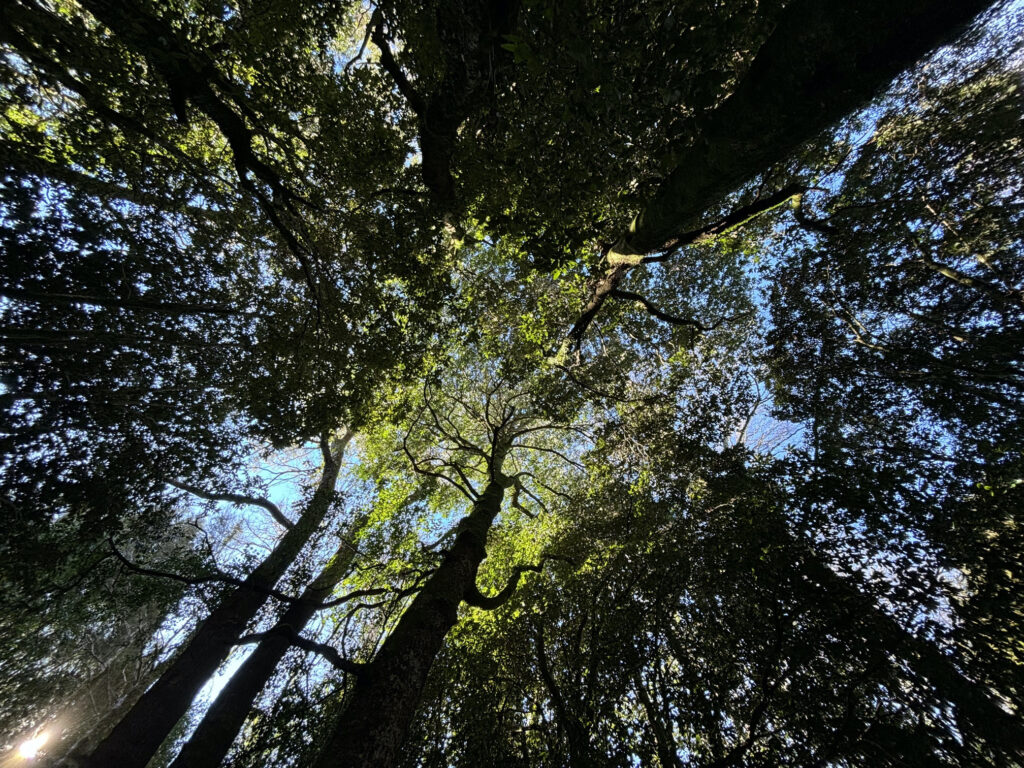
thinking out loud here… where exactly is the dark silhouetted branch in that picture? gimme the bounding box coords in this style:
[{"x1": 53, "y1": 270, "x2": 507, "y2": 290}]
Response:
[
  {"x1": 236, "y1": 626, "x2": 363, "y2": 674},
  {"x1": 166, "y1": 479, "x2": 293, "y2": 529}
]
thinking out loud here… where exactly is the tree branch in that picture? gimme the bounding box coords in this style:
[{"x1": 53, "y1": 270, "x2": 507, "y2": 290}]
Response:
[
  {"x1": 562, "y1": 184, "x2": 799, "y2": 355},
  {"x1": 402, "y1": 424, "x2": 479, "y2": 501},
  {"x1": 608, "y1": 289, "x2": 708, "y2": 330},
  {"x1": 236, "y1": 626, "x2": 363, "y2": 674},
  {"x1": 608, "y1": 0, "x2": 991, "y2": 259},
  {"x1": 166, "y1": 479, "x2": 293, "y2": 529},
  {"x1": 370, "y1": 12, "x2": 427, "y2": 115},
  {"x1": 464, "y1": 555, "x2": 573, "y2": 610},
  {"x1": 110, "y1": 540, "x2": 394, "y2": 610},
  {"x1": 640, "y1": 183, "x2": 804, "y2": 263}
]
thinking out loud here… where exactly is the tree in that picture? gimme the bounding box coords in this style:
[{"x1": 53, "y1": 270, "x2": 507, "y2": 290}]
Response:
[
  {"x1": 167, "y1": 478, "x2": 385, "y2": 768},
  {"x1": 79, "y1": 429, "x2": 353, "y2": 768},
  {"x1": 305, "y1": 360, "x2": 588, "y2": 766},
  {"x1": 2, "y1": 0, "x2": 1020, "y2": 767}
]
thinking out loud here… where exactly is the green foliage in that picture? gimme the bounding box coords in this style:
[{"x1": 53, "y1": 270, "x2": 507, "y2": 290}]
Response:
[{"x1": 1, "y1": 1, "x2": 1021, "y2": 767}]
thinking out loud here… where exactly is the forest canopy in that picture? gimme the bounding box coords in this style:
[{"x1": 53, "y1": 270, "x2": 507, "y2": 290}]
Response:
[{"x1": 1, "y1": 0, "x2": 1022, "y2": 767}]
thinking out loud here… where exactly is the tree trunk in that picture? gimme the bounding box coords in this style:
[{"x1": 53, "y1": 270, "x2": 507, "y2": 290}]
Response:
[
  {"x1": 167, "y1": 513, "x2": 367, "y2": 768},
  {"x1": 47, "y1": 650, "x2": 175, "y2": 765},
  {"x1": 312, "y1": 478, "x2": 507, "y2": 768},
  {"x1": 636, "y1": 678, "x2": 682, "y2": 768},
  {"x1": 609, "y1": 0, "x2": 992, "y2": 261},
  {"x1": 77, "y1": 430, "x2": 353, "y2": 768}
]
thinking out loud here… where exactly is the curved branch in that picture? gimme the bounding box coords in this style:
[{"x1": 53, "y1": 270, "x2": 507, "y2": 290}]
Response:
[
  {"x1": 402, "y1": 425, "x2": 479, "y2": 501},
  {"x1": 563, "y1": 185, "x2": 800, "y2": 353},
  {"x1": 508, "y1": 483, "x2": 538, "y2": 519},
  {"x1": 464, "y1": 563, "x2": 538, "y2": 610},
  {"x1": 464, "y1": 554, "x2": 574, "y2": 610},
  {"x1": 109, "y1": 540, "x2": 271, "y2": 594},
  {"x1": 235, "y1": 626, "x2": 363, "y2": 674},
  {"x1": 608, "y1": 289, "x2": 708, "y2": 330},
  {"x1": 166, "y1": 479, "x2": 292, "y2": 529},
  {"x1": 793, "y1": 192, "x2": 837, "y2": 234}
]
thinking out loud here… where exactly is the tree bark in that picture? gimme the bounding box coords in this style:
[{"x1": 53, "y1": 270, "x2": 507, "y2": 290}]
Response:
[
  {"x1": 77, "y1": 430, "x2": 353, "y2": 768},
  {"x1": 608, "y1": 0, "x2": 993, "y2": 261},
  {"x1": 311, "y1": 477, "x2": 507, "y2": 768},
  {"x1": 45, "y1": 651, "x2": 174, "y2": 766},
  {"x1": 166, "y1": 513, "x2": 366, "y2": 768}
]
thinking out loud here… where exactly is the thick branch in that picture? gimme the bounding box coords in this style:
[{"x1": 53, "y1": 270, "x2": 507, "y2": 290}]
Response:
[
  {"x1": 608, "y1": 289, "x2": 707, "y2": 330},
  {"x1": 371, "y1": 13, "x2": 427, "y2": 115},
  {"x1": 565, "y1": 185, "x2": 798, "y2": 352},
  {"x1": 638, "y1": 183, "x2": 804, "y2": 264},
  {"x1": 166, "y1": 479, "x2": 292, "y2": 529},
  {"x1": 236, "y1": 626, "x2": 363, "y2": 674},
  {"x1": 793, "y1": 193, "x2": 838, "y2": 235},
  {"x1": 464, "y1": 555, "x2": 572, "y2": 610}
]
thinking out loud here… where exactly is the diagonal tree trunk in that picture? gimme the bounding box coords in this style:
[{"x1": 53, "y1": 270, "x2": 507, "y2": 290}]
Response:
[
  {"x1": 312, "y1": 451, "x2": 509, "y2": 768},
  {"x1": 77, "y1": 429, "x2": 354, "y2": 768},
  {"x1": 47, "y1": 650, "x2": 175, "y2": 765},
  {"x1": 610, "y1": 0, "x2": 993, "y2": 261},
  {"x1": 558, "y1": 0, "x2": 996, "y2": 355},
  {"x1": 167, "y1": 510, "x2": 368, "y2": 768}
]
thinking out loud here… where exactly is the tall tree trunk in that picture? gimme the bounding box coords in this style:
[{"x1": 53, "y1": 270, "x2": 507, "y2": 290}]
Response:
[
  {"x1": 312, "y1": 476, "x2": 508, "y2": 768},
  {"x1": 167, "y1": 512, "x2": 367, "y2": 768},
  {"x1": 636, "y1": 677, "x2": 683, "y2": 768},
  {"x1": 78, "y1": 430, "x2": 353, "y2": 768},
  {"x1": 47, "y1": 649, "x2": 175, "y2": 765},
  {"x1": 535, "y1": 622, "x2": 598, "y2": 768},
  {"x1": 610, "y1": 0, "x2": 993, "y2": 261}
]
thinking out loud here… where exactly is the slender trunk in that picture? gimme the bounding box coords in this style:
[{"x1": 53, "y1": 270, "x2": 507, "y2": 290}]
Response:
[
  {"x1": 535, "y1": 622, "x2": 595, "y2": 767},
  {"x1": 797, "y1": 547, "x2": 1024, "y2": 758},
  {"x1": 312, "y1": 478, "x2": 507, "y2": 768},
  {"x1": 167, "y1": 514, "x2": 366, "y2": 768},
  {"x1": 78, "y1": 430, "x2": 353, "y2": 768},
  {"x1": 636, "y1": 678, "x2": 682, "y2": 768}
]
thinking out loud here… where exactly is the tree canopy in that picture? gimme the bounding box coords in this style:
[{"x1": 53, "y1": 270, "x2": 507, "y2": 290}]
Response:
[{"x1": 1, "y1": 0, "x2": 1022, "y2": 766}]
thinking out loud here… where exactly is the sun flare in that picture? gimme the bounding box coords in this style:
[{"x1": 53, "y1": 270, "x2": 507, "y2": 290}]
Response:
[{"x1": 17, "y1": 732, "x2": 48, "y2": 760}]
